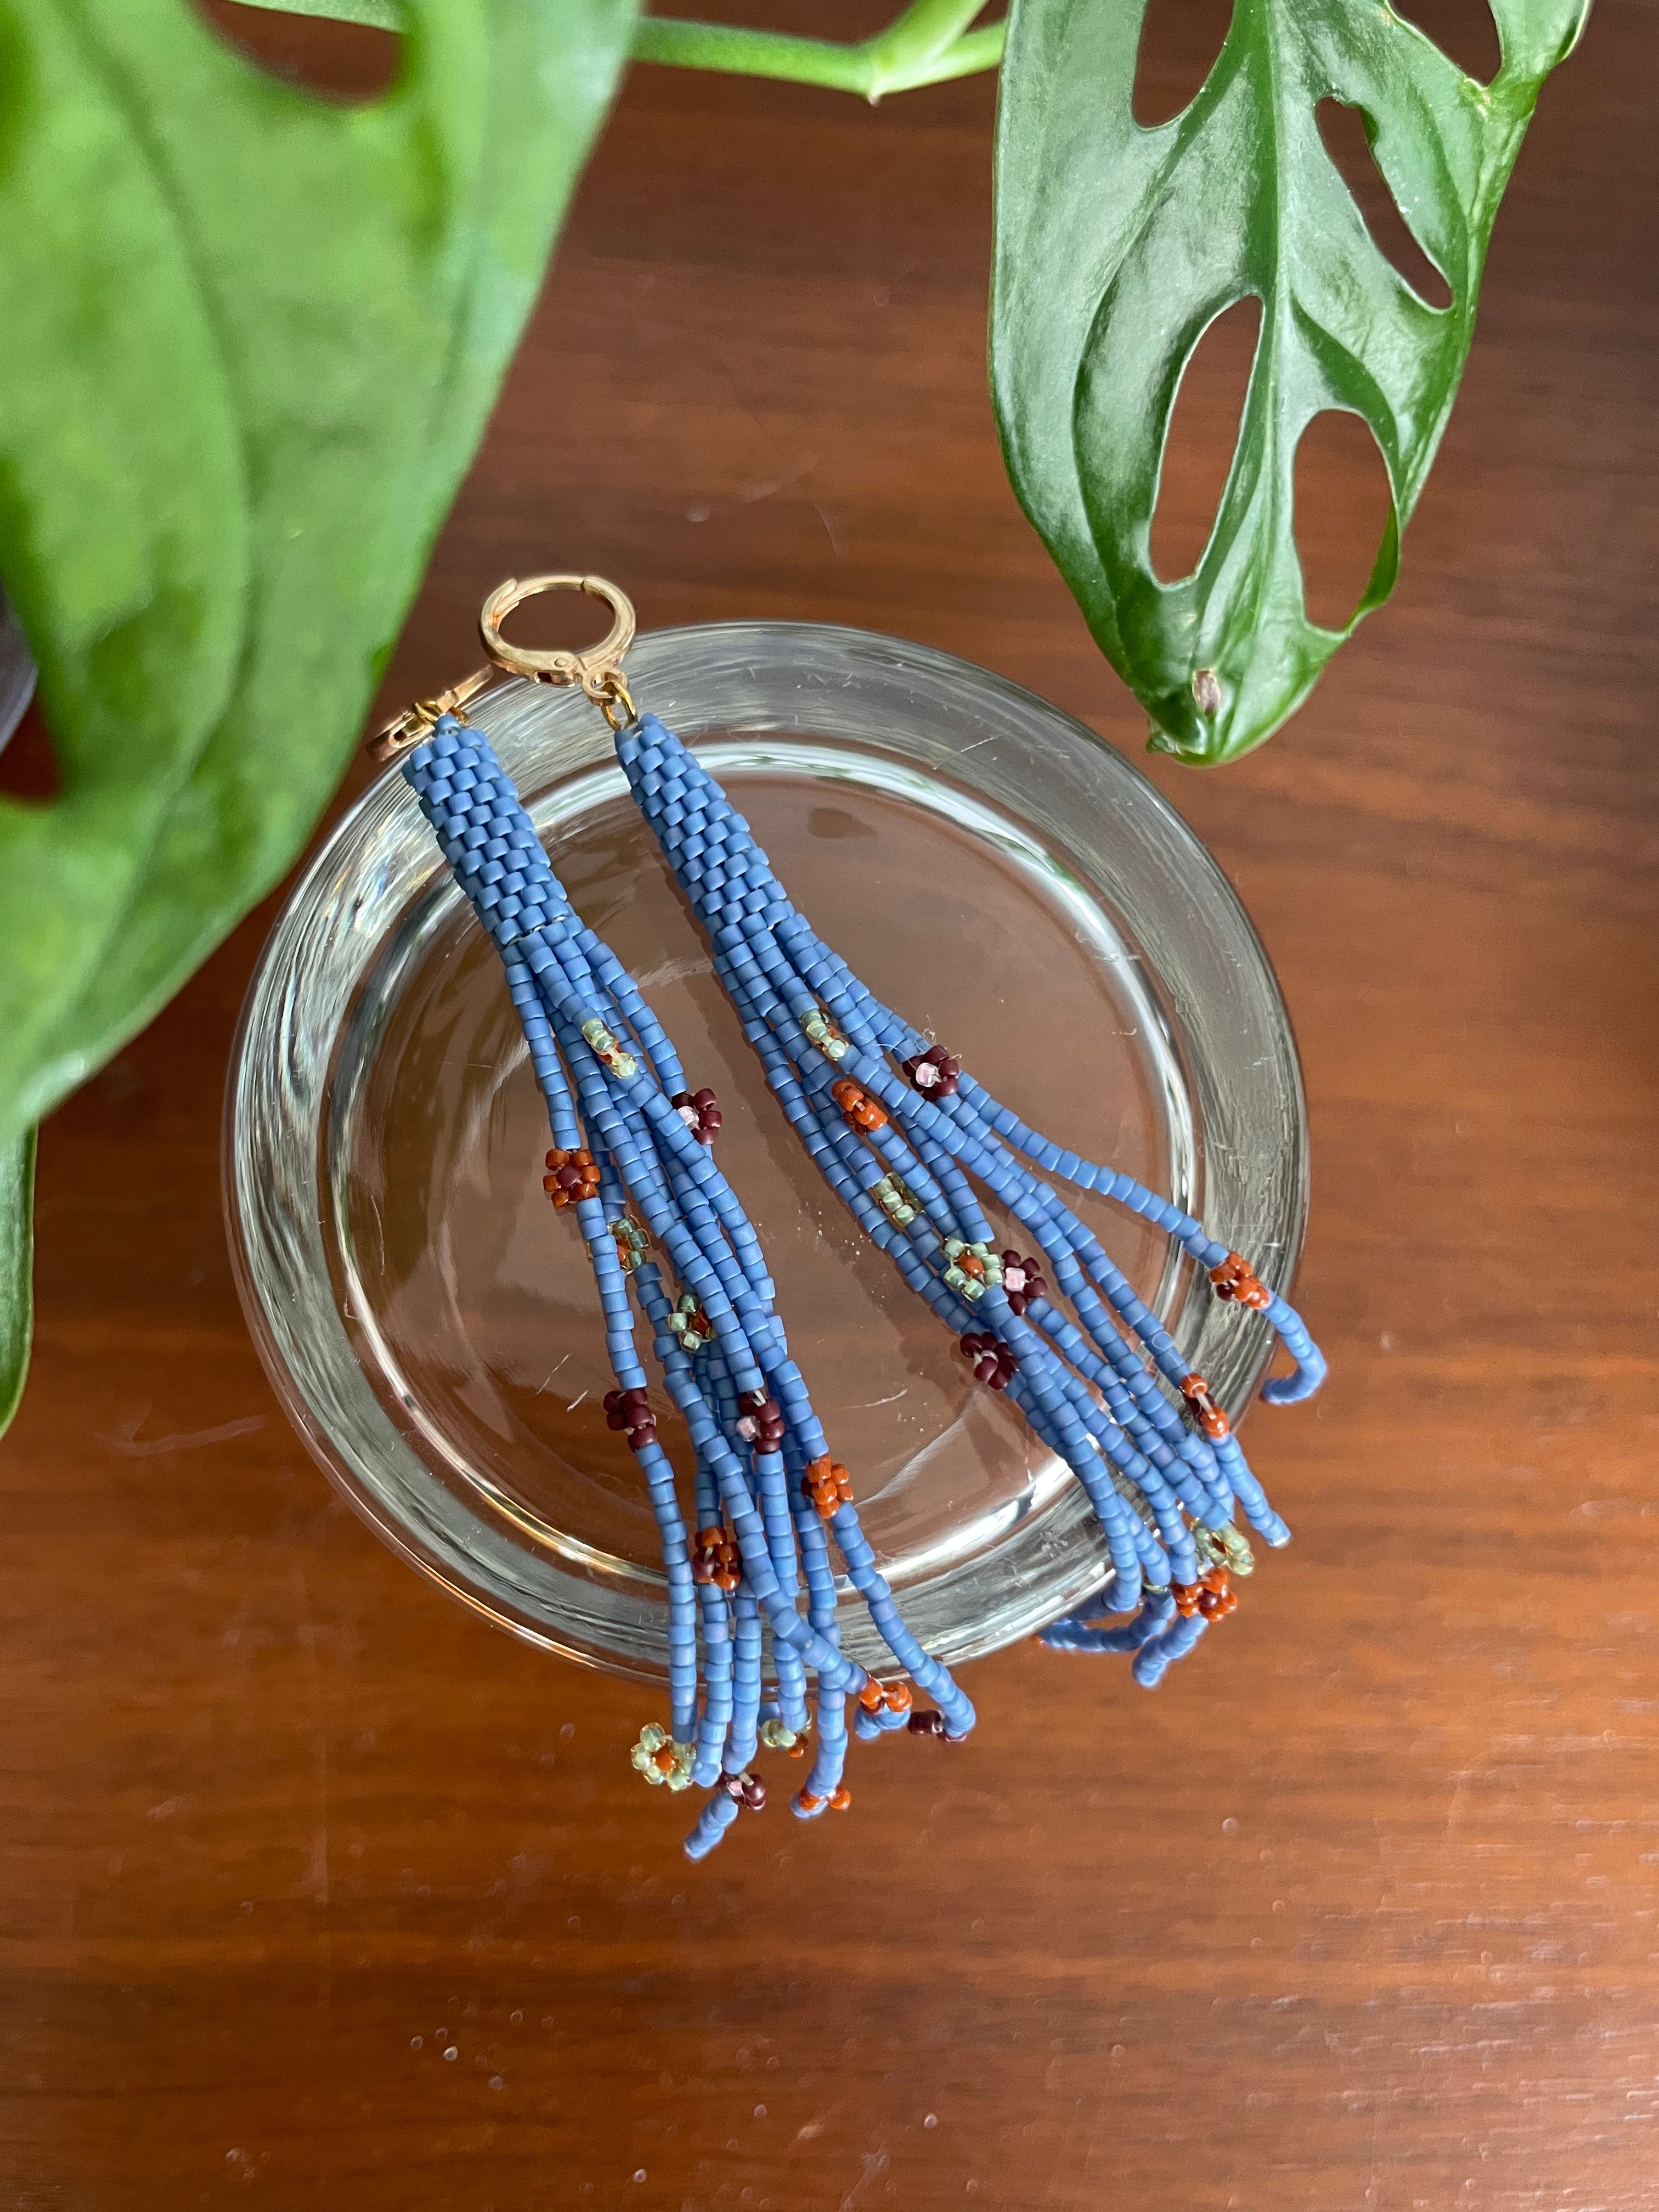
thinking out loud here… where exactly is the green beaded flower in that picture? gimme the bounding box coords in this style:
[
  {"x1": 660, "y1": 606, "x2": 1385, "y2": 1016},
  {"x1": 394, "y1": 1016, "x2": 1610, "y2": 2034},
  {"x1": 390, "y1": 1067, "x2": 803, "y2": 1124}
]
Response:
[
  {"x1": 1194, "y1": 1522, "x2": 1255, "y2": 1578},
  {"x1": 668, "y1": 1291, "x2": 716, "y2": 1352},
  {"x1": 611, "y1": 1214, "x2": 649, "y2": 1275},
  {"x1": 630, "y1": 1723, "x2": 695, "y2": 1791},
  {"x1": 872, "y1": 1172, "x2": 919, "y2": 1229},
  {"x1": 801, "y1": 1006, "x2": 849, "y2": 1062},
  {"x1": 582, "y1": 1016, "x2": 639, "y2": 1080},
  {"x1": 758, "y1": 1716, "x2": 805, "y2": 1752},
  {"x1": 942, "y1": 1237, "x2": 1002, "y2": 1302}
]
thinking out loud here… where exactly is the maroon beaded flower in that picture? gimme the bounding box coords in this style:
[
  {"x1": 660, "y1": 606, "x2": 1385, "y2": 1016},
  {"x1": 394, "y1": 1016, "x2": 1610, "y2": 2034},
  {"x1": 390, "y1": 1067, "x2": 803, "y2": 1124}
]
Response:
[
  {"x1": 736, "y1": 1389, "x2": 786, "y2": 1454},
  {"x1": 603, "y1": 1385, "x2": 658, "y2": 1453},
  {"x1": 670, "y1": 1087, "x2": 723, "y2": 1145},
  {"x1": 907, "y1": 1707, "x2": 968, "y2": 1743},
  {"x1": 717, "y1": 1769, "x2": 766, "y2": 1811},
  {"x1": 901, "y1": 1043, "x2": 961, "y2": 1100},
  {"x1": 1000, "y1": 1250, "x2": 1048, "y2": 1317},
  {"x1": 959, "y1": 1330, "x2": 1017, "y2": 1391}
]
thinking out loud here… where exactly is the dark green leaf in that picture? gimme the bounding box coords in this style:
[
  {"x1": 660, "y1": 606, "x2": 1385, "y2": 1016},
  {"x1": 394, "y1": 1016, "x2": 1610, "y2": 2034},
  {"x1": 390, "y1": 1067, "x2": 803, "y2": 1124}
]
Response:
[
  {"x1": 991, "y1": 0, "x2": 1589, "y2": 762},
  {"x1": 0, "y1": 0, "x2": 636, "y2": 1150},
  {"x1": 0, "y1": 1129, "x2": 34, "y2": 1440}
]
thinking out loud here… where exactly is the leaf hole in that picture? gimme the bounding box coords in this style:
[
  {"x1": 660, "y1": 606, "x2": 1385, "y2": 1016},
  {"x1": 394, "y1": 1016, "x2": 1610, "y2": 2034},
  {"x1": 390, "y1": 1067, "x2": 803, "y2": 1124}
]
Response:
[
  {"x1": 194, "y1": 1, "x2": 400, "y2": 104},
  {"x1": 0, "y1": 698, "x2": 61, "y2": 806},
  {"x1": 1149, "y1": 296, "x2": 1261, "y2": 585},
  {"x1": 1292, "y1": 411, "x2": 1396, "y2": 634},
  {"x1": 1316, "y1": 100, "x2": 1452, "y2": 309},
  {"x1": 1132, "y1": 0, "x2": 1236, "y2": 127},
  {"x1": 1388, "y1": 0, "x2": 1502, "y2": 86}
]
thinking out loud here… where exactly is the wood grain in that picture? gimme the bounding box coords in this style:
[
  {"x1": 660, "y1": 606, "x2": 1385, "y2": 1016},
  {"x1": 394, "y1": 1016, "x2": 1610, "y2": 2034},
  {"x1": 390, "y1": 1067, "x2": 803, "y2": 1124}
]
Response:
[{"x1": 5, "y1": 5, "x2": 1657, "y2": 2206}]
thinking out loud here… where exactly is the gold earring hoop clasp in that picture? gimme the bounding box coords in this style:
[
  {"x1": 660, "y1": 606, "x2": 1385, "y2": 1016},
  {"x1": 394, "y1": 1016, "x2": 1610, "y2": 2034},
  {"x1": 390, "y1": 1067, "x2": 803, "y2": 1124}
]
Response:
[
  {"x1": 479, "y1": 572, "x2": 638, "y2": 728},
  {"x1": 366, "y1": 570, "x2": 640, "y2": 766}
]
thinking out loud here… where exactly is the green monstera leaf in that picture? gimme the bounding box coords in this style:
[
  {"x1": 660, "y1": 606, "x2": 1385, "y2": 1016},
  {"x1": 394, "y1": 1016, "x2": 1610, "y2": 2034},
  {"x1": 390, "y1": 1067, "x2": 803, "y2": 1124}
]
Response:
[
  {"x1": 0, "y1": 0, "x2": 634, "y2": 1155},
  {"x1": 991, "y1": 0, "x2": 1589, "y2": 762},
  {"x1": 0, "y1": 0, "x2": 635, "y2": 1423}
]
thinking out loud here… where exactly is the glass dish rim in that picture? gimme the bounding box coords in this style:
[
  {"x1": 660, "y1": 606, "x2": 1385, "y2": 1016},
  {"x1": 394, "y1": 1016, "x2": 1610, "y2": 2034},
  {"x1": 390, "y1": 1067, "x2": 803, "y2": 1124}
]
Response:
[{"x1": 224, "y1": 617, "x2": 1310, "y2": 1681}]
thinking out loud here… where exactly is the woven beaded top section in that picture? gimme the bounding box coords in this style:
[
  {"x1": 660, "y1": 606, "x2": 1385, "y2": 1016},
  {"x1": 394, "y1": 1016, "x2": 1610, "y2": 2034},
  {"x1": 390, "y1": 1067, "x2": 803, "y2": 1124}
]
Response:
[{"x1": 404, "y1": 724, "x2": 567, "y2": 950}]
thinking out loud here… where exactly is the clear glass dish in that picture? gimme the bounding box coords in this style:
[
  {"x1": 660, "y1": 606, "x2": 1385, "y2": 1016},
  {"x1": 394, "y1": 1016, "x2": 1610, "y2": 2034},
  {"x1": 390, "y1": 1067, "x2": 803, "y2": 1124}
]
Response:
[{"x1": 225, "y1": 623, "x2": 1308, "y2": 1683}]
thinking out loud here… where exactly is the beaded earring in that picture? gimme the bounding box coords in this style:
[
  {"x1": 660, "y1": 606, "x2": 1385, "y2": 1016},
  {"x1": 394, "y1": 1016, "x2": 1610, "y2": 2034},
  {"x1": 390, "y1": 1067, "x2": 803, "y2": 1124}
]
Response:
[{"x1": 370, "y1": 574, "x2": 1325, "y2": 1859}]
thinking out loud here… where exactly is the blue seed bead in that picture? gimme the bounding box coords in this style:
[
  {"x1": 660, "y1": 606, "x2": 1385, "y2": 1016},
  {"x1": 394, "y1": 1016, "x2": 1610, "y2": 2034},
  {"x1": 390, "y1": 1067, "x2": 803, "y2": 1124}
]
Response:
[
  {"x1": 684, "y1": 1788, "x2": 741, "y2": 1861},
  {"x1": 1132, "y1": 1610, "x2": 1209, "y2": 1688}
]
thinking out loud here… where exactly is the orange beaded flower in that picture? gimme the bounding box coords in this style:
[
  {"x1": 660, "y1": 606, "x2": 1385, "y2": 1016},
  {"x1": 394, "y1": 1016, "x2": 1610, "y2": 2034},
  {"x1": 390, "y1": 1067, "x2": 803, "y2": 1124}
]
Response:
[
  {"x1": 1210, "y1": 1250, "x2": 1270, "y2": 1311},
  {"x1": 544, "y1": 1147, "x2": 600, "y2": 1208},
  {"x1": 692, "y1": 1525, "x2": 741, "y2": 1593},
  {"x1": 857, "y1": 1679, "x2": 912, "y2": 1716},
  {"x1": 803, "y1": 1455, "x2": 854, "y2": 1519},
  {"x1": 1181, "y1": 1372, "x2": 1231, "y2": 1441},
  {"x1": 794, "y1": 1781, "x2": 853, "y2": 1814},
  {"x1": 830, "y1": 1077, "x2": 888, "y2": 1133},
  {"x1": 1171, "y1": 1565, "x2": 1237, "y2": 1621}
]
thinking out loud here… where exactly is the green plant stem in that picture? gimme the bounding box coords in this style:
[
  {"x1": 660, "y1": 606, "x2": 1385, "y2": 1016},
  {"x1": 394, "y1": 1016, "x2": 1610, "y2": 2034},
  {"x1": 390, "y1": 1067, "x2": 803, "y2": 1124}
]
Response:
[
  {"x1": 225, "y1": 0, "x2": 1006, "y2": 99},
  {"x1": 0, "y1": 1128, "x2": 35, "y2": 1440},
  {"x1": 635, "y1": 5, "x2": 1005, "y2": 99}
]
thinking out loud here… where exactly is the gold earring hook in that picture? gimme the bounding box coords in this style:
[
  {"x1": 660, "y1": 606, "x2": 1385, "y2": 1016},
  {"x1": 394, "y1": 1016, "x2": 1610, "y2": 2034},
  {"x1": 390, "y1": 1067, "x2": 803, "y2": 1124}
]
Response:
[
  {"x1": 367, "y1": 571, "x2": 640, "y2": 765},
  {"x1": 480, "y1": 571, "x2": 639, "y2": 730},
  {"x1": 479, "y1": 573, "x2": 636, "y2": 687}
]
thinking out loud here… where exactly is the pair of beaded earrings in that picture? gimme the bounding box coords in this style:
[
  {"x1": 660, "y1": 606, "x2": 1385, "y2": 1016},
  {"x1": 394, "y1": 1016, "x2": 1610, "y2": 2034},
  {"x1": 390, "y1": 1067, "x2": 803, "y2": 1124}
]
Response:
[{"x1": 371, "y1": 575, "x2": 1325, "y2": 1861}]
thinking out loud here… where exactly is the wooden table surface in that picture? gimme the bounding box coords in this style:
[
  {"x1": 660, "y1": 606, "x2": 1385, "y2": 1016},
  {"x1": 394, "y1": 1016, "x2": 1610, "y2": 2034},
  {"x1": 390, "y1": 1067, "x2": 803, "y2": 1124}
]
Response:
[{"x1": 6, "y1": 5, "x2": 1657, "y2": 2207}]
